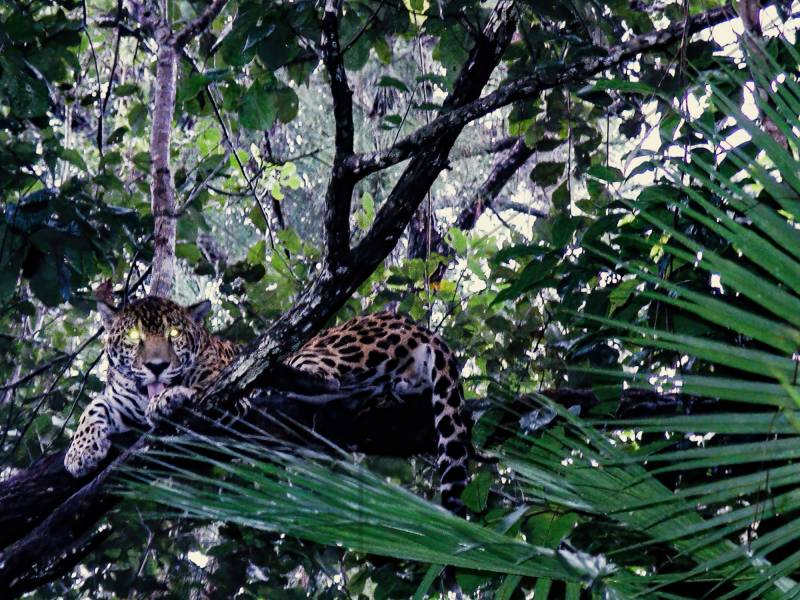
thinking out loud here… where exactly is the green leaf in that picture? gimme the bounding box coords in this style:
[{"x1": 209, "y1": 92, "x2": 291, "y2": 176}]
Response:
[
  {"x1": 274, "y1": 87, "x2": 299, "y2": 123},
  {"x1": 240, "y1": 84, "x2": 277, "y2": 131},
  {"x1": 106, "y1": 126, "x2": 128, "y2": 145},
  {"x1": 356, "y1": 192, "x2": 375, "y2": 231},
  {"x1": 276, "y1": 228, "x2": 303, "y2": 255},
  {"x1": 29, "y1": 256, "x2": 70, "y2": 306},
  {"x1": 114, "y1": 83, "x2": 139, "y2": 97},
  {"x1": 244, "y1": 23, "x2": 276, "y2": 52},
  {"x1": 0, "y1": 249, "x2": 21, "y2": 303},
  {"x1": 59, "y1": 148, "x2": 86, "y2": 172},
  {"x1": 270, "y1": 182, "x2": 284, "y2": 201},
  {"x1": 659, "y1": 110, "x2": 681, "y2": 143},
  {"x1": 176, "y1": 242, "x2": 202, "y2": 263},
  {"x1": 197, "y1": 126, "x2": 222, "y2": 156},
  {"x1": 256, "y1": 24, "x2": 299, "y2": 70},
  {"x1": 373, "y1": 37, "x2": 393, "y2": 64},
  {"x1": 249, "y1": 204, "x2": 268, "y2": 233},
  {"x1": 530, "y1": 162, "x2": 564, "y2": 187},
  {"x1": 608, "y1": 278, "x2": 637, "y2": 315},
  {"x1": 246, "y1": 239, "x2": 266, "y2": 265},
  {"x1": 1, "y1": 71, "x2": 49, "y2": 118},
  {"x1": 132, "y1": 151, "x2": 151, "y2": 172},
  {"x1": 219, "y1": 5, "x2": 260, "y2": 66},
  {"x1": 587, "y1": 165, "x2": 623, "y2": 183},
  {"x1": 99, "y1": 151, "x2": 122, "y2": 171},
  {"x1": 447, "y1": 227, "x2": 467, "y2": 255},
  {"x1": 576, "y1": 85, "x2": 613, "y2": 107},
  {"x1": 461, "y1": 470, "x2": 492, "y2": 512},
  {"x1": 377, "y1": 75, "x2": 409, "y2": 93},
  {"x1": 127, "y1": 102, "x2": 147, "y2": 134}
]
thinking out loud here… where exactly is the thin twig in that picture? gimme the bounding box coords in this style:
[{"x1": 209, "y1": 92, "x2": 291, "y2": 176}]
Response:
[
  {"x1": 341, "y1": 0, "x2": 387, "y2": 54},
  {"x1": 97, "y1": 0, "x2": 124, "y2": 155},
  {"x1": 46, "y1": 352, "x2": 104, "y2": 452},
  {"x1": 173, "y1": 0, "x2": 229, "y2": 49},
  {"x1": 81, "y1": 0, "x2": 102, "y2": 155},
  {"x1": 344, "y1": 5, "x2": 734, "y2": 179},
  {"x1": 6, "y1": 329, "x2": 103, "y2": 460}
]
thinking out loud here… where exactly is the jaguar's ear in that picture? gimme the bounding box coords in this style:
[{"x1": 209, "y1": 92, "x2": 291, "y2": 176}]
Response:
[
  {"x1": 187, "y1": 299, "x2": 212, "y2": 323},
  {"x1": 97, "y1": 300, "x2": 118, "y2": 329}
]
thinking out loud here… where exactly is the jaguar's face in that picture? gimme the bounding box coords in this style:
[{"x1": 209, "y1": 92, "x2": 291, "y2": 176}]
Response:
[{"x1": 100, "y1": 296, "x2": 211, "y2": 400}]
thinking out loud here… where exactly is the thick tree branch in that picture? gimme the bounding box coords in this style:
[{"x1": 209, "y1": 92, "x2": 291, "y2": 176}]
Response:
[
  {"x1": 321, "y1": 1, "x2": 354, "y2": 156},
  {"x1": 172, "y1": 0, "x2": 228, "y2": 49},
  {"x1": 0, "y1": 445, "x2": 131, "y2": 597},
  {"x1": 320, "y1": 0, "x2": 356, "y2": 268},
  {"x1": 344, "y1": 5, "x2": 733, "y2": 179},
  {"x1": 201, "y1": 0, "x2": 519, "y2": 402},
  {"x1": 455, "y1": 137, "x2": 536, "y2": 230},
  {"x1": 737, "y1": 0, "x2": 788, "y2": 148},
  {"x1": 0, "y1": 382, "x2": 708, "y2": 596}
]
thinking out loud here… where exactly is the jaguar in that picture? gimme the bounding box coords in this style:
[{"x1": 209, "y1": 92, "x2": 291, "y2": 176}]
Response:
[{"x1": 64, "y1": 296, "x2": 470, "y2": 514}]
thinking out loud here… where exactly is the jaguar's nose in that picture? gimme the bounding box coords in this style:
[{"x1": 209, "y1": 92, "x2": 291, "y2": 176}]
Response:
[{"x1": 144, "y1": 360, "x2": 169, "y2": 377}]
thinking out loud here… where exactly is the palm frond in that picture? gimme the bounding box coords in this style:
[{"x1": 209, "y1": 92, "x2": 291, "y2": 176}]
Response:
[{"x1": 122, "y1": 37, "x2": 800, "y2": 599}]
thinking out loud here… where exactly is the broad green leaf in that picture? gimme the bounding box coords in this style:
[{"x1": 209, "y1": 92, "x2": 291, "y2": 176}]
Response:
[
  {"x1": 587, "y1": 165, "x2": 623, "y2": 183},
  {"x1": 59, "y1": 148, "x2": 86, "y2": 172},
  {"x1": 530, "y1": 162, "x2": 564, "y2": 187},
  {"x1": 240, "y1": 84, "x2": 277, "y2": 131}
]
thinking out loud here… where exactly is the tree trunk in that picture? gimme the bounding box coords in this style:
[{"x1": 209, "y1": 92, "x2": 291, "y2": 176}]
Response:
[
  {"x1": 148, "y1": 32, "x2": 179, "y2": 298},
  {"x1": 737, "y1": 0, "x2": 788, "y2": 148}
]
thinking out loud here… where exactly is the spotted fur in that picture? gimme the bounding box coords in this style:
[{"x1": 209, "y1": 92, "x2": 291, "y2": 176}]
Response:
[
  {"x1": 285, "y1": 311, "x2": 470, "y2": 513},
  {"x1": 64, "y1": 298, "x2": 470, "y2": 514}
]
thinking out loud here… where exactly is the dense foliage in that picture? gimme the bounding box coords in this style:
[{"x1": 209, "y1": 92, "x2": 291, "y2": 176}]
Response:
[{"x1": 3, "y1": 0, "x2": 800, "y2": 598}]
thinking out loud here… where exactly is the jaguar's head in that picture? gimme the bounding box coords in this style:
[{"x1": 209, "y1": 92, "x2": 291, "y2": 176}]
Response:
[{"x1": 99, "y1": 296, "x2": 212, "y2": 400}]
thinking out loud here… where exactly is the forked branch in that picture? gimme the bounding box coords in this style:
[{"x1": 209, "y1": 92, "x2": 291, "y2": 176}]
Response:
[
  {"x1": 343, "y1": 5, "x2": 733, "y2": 179},
  {"x1": 202, "y1": 0, "x2": 519, "y2": 401}
]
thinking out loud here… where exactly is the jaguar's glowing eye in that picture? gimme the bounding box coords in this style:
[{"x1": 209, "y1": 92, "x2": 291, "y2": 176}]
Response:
[
  {"x1": 127, "y1": 328, "x2": 141, "y2": 342},
  {"x1": 168, "y1": 327, "x2": 180, "y2": 338}
]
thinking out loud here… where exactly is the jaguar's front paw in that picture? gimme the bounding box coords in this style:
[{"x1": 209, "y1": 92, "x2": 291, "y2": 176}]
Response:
[
  {"x1": 146, "y1": 385, "x2": 194, "y2": 427},
  {"x1": 64, "y1": 429, "x2": 111, "y2": 477}
]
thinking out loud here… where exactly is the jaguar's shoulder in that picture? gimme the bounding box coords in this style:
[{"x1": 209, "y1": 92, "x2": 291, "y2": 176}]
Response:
[{"x1": 209, "y1": 335, "x2": 238, "y2": 361}]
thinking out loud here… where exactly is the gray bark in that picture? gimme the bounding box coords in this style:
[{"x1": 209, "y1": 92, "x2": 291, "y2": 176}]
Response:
[
  {"x1": 138, "y1": 0, "x2": 229, "y2": 298},
  {"x1": 148, "y1": 29, "x2": 179, "y2": 298}
]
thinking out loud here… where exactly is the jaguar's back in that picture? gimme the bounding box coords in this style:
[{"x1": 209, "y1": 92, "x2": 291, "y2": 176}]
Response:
[{"x1": 288, "y1": 311, "x2": 470, "y2": 514}]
